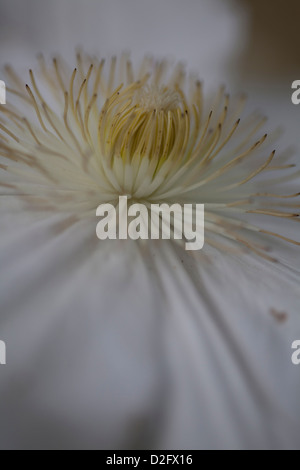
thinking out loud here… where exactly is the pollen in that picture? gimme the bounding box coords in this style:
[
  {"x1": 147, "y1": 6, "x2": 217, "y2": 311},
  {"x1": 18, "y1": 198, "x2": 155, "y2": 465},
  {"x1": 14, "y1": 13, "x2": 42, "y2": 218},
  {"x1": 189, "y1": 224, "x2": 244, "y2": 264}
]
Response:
[
  {"x1": 137, "y1": 84, "x2": 180, "y2": 111},
  {"x1": 99, "y1": 78, "x2": 191, "y2": 168}
]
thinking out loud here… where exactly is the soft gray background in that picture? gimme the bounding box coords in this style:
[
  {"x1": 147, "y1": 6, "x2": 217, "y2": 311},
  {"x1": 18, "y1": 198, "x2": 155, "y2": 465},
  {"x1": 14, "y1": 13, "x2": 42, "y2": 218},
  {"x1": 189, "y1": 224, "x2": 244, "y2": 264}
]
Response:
[
  {"x1": 1, "y1": 0, "x2": 299, "y2": 144},
  {"x1": 0, "y1": 0, "x2": 246, "y2": 84}
]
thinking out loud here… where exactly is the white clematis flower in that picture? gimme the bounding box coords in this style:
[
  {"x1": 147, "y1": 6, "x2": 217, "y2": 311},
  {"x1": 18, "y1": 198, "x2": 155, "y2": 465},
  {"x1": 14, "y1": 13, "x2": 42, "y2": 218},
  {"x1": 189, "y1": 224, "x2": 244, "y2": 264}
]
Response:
[{"x1": 0, "y1": 54, "x2": 299, "y2": 450}]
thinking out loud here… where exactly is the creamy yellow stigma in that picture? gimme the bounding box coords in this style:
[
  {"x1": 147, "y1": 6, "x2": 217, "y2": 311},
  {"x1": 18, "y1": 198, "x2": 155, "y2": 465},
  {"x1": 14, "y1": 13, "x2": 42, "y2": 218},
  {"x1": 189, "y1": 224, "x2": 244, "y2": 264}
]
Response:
[
  {"x1": 137, "y1": 84, "x2": 180, "y2": 111},
  {"x1": 98, "y1": 78, "x2": 193, "y2": 169}
]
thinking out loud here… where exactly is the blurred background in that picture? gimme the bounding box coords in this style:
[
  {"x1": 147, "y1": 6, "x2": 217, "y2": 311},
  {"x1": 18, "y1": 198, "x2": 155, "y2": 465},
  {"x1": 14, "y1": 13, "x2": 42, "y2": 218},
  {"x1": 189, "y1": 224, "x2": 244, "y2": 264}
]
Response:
[
  {"x1": 0, "y1": 0, "x2": 299, "y2": 146},
  {"x1": 0, "y1": 0, "x2": 246, "y2": 79}
]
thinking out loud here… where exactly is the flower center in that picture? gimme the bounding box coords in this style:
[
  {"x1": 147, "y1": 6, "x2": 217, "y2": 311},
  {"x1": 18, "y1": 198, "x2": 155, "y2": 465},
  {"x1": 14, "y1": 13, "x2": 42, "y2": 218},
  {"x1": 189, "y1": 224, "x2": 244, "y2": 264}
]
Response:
[
  {"x1": 136, "y1": 84, "x2": 180, "y2": 112},
  {"x1": 99, "y1": 81, "x2": 190, "y2": 166}
]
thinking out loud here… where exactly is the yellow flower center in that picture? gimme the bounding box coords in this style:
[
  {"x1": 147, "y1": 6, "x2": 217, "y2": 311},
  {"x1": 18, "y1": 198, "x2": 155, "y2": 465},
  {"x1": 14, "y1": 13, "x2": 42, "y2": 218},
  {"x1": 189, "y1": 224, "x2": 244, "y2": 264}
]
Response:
[
  {"x1": 99, "y1": 79, "x2": 192, "y2": 168},
  {"x1": 137, "y1": 84, "x2": 180, "y2": 111}
]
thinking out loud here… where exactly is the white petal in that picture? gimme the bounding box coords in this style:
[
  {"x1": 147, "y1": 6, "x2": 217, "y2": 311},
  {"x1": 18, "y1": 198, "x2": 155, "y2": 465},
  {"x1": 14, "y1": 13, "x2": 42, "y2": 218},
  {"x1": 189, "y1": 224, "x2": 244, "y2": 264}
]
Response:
[
  {"x1": 1, "y1": 220, "x2": 300, "y2": 449},
  {"x1": 152, "y1": 242, "x2": 300, "y2": 449},
  {"x1": 0, "y1": 221, "x2": 166, "y2": 449}
]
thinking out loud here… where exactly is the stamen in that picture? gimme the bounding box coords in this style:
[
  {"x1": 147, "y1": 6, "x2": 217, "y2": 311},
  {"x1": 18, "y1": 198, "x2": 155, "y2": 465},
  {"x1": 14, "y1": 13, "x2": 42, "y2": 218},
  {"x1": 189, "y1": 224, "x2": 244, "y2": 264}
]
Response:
[{"x1": 1, "y1": 53, "x2": 299, "y2": 260}]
